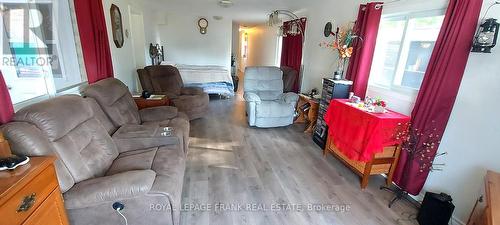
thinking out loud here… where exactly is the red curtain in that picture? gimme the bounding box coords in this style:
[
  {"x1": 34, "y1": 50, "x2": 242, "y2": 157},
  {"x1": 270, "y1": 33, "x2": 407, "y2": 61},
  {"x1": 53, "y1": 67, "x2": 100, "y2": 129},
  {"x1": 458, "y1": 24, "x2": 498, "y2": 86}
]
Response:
[
  {"x1": 0, "y1": 71, "x2": 14, "y2": 124},
  {"x1": 280, "y1": 18, "x2": 306, "y2": 93},
  {"x1": 393, "y1": 0, "x2": 483, "y2": 195},
  {"x1": 345, "y1": 2, "x2": 383, "y2": 99},
  {"x1": 74, "y1": 0, "x2": 114, "y2": 84}
]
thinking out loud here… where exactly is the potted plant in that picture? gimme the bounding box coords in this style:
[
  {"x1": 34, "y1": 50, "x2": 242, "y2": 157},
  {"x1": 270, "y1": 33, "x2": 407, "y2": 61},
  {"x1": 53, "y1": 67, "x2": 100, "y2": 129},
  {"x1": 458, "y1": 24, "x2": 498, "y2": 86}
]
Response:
[{"x1": 372, "y1": 99, "x2": 387, "y2": 113}]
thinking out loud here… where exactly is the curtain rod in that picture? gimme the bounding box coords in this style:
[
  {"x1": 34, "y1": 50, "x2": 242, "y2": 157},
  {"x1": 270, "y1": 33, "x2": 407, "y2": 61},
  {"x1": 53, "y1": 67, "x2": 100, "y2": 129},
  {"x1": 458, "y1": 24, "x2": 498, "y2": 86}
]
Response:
[{"x1": 375, "y1": 0, "x2": 402, "y2": 9}]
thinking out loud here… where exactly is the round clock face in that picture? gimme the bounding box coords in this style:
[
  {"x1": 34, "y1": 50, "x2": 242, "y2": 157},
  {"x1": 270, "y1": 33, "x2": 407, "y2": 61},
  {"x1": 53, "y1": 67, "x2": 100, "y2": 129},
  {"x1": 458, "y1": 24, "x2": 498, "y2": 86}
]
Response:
[{"x1": 198, "y1": 18, "x2": 208, "y2": 28}]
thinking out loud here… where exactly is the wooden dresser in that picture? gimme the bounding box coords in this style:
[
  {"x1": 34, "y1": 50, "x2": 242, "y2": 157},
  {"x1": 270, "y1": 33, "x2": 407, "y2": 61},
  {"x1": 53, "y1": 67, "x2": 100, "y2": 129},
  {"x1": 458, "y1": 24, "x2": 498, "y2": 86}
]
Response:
[
  {"x1": 468, "y1": 170, "x2": 500, "y2": 225},
  {"x1": 0, "y1": 157, "x2": 69, "y2": 225}
]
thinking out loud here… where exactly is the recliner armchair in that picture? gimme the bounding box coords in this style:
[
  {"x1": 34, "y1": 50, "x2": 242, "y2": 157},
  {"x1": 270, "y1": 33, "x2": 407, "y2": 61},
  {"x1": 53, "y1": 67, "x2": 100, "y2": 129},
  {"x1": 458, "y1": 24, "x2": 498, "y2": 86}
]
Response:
[
  {"x1": 82, "y1": 78, "x2": 190, "y2": 154},
  {"x1": 137, "y1": 65, "x2": 209, "y2": 120},
  {"x1": 243, "y1": 66, "x2": 299, "y2": 128}
]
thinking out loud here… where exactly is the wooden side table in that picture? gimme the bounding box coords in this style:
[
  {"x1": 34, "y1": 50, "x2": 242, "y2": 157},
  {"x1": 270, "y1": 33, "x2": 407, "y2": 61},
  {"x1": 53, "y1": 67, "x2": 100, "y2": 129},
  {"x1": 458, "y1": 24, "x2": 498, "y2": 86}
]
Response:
[
  {"x1": 295, "y1": 94, "x2": 320, "y2": 133},
  {"x1": 0, "y1": 156, "x2": 70, "y2": 225},
  {"x1": 133, "y1": 95, "x2": 170, "y2": 110}
]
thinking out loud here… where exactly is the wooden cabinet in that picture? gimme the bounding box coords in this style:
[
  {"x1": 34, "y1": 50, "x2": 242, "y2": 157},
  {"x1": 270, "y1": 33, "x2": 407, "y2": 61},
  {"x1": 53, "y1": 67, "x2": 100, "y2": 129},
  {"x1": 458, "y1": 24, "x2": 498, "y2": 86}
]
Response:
[
  {"x1": 468, "y1": 171, "x2": 500, "y2": 225},
  {"x1": 0, "y1": 157, "x2": 69, "y2": 225}
]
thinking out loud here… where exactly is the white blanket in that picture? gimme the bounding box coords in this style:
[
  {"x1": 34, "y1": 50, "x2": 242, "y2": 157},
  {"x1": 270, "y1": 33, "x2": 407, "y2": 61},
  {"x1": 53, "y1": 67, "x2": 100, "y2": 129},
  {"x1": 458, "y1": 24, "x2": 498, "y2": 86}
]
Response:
[{"x1": 161, "y1": 63, "x2": 232, "y2": 85}]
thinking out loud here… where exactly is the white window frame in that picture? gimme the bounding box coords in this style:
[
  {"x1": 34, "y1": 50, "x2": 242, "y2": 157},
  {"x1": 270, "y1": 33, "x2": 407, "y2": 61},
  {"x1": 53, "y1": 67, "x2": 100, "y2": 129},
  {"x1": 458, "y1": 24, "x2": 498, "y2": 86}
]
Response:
[
  {"x1": 369, "y1": 9, "x2": 445, "y2": 95},
  {"x1": 367, "y1": 8, "x2": 445, "y2": 115}
]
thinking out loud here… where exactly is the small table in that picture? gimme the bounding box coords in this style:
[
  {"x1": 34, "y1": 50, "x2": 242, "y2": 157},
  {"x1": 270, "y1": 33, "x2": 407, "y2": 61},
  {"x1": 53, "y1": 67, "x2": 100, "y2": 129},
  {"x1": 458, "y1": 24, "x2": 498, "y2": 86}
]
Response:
[
  {"x1": 294, "y1": 94, "x2": 320, "y2": 133},
  {"x1": 133, "y1": 95, "x2": 170, "y2": 110},
  {"x1": 323, "y1": 99, "x2": 410, "y2": 189}
]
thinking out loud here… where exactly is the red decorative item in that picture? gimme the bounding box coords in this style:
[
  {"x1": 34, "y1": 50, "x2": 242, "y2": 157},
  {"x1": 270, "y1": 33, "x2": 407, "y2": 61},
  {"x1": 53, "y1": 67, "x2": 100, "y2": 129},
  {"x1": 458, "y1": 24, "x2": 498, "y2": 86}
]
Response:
[
  {"x1": 74, "y1": 0, "x2": 114, "y2": 84},
  {"x1": 324, "y1": 99, "x2": 410, "y2": 162},
  {"x1": 393, "y1": 0, "x2": 484, "y2": 195},
  {"x1": 345, "y1": 2, "x2": 383, "y2": 99}
]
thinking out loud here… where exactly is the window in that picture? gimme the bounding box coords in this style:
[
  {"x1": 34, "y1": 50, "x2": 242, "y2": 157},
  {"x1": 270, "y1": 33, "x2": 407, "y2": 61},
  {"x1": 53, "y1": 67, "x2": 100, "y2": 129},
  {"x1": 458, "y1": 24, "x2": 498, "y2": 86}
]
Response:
[
  {"x1": 1, "y1": 0, "x2": 83, "y2": 106},
  {"x1": 369, "y1": 11, "x2": 444, "y2": 91}
]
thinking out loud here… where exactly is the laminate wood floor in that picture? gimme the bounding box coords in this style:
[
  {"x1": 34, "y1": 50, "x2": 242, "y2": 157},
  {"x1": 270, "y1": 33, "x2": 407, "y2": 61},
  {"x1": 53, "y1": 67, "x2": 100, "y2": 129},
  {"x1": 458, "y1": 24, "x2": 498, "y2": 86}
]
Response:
[{"x1": 181, "y1": 87, "x2": 418, "y2": 225}]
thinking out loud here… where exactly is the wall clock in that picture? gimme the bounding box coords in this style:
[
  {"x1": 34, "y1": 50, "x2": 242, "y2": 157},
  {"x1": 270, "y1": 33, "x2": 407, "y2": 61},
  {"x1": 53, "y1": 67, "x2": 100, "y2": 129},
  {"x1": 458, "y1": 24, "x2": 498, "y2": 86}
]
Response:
[{"x1": 198, "y1": 18, "x2": 208, "y2": 34}]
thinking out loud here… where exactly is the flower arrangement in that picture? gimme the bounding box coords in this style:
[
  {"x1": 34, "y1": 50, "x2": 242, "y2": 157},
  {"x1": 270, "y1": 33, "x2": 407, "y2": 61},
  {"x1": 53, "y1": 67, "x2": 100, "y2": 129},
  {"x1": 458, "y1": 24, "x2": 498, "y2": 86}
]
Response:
[
  {"x1": 372, "y1": 99, "x2": 387, "y2": 108},
  {"x1": 320, "y1": 23, "x2": 358, "y2": 76}
]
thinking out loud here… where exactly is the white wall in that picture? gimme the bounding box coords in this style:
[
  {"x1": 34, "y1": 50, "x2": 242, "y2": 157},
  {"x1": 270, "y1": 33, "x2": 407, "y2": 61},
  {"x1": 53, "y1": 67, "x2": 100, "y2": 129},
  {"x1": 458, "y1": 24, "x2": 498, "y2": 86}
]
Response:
[
  {"x1": 245, "y1": 25, "x2": 280, "y2": 67},
  {"x1": 157, "y1": 13, "x2": 232, "y2": 70},
  {"x1": 102, "y1": 0, "x2": 145, "y2": 91},
  {"x1": 422, "y1": 1, "x2": 500, "y2": 223},
  {"x1": 299, "y1": 0, "x2": 366, "y2": 93}
]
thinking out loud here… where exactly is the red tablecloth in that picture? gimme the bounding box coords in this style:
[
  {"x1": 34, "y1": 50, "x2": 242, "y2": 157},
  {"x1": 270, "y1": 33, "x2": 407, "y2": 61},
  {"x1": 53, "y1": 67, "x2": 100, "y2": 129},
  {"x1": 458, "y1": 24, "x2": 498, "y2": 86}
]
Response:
[{"x1": 324, "y1": 99, "x2": 410, "y2": 162}]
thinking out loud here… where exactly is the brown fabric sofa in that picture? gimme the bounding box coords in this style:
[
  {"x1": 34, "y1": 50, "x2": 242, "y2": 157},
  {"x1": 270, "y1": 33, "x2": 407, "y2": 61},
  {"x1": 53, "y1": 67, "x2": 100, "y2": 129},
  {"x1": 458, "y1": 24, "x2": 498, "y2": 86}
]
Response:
[
  {"x1": 1, "y1": 95, "x2": 185, "y2": 225},
  {"x1": 137, "y1": 65, "x2": 209, "y2": 120},
  {"x1": 82, "y1": 78, "x2": 190, "y2": 154}
]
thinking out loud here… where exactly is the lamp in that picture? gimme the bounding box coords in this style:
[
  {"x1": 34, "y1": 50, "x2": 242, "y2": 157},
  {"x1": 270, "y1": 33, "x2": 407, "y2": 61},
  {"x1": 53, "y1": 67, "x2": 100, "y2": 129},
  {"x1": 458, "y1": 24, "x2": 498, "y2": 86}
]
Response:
[
  {"x1": 472, "y1": 18, "x2": 499, "y2": 53},
  {"x1": 472, "y1": 1, "x2": 500, "y2": 53},
  {"x1": 267, "y1": 10, "x2": 304, "y2": 39}
]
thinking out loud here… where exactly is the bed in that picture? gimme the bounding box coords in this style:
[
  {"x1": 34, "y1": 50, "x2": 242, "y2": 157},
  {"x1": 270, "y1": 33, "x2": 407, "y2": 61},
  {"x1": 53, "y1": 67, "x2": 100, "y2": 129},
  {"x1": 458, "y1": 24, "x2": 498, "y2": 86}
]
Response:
[{"x1": 160, "y1": 62, "x2": 234, "y2": 97}]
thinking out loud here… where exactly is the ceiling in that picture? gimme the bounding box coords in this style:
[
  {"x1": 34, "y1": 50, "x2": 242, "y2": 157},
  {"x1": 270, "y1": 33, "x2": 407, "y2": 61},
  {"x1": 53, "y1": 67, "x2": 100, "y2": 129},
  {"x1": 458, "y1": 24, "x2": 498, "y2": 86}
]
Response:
[{"x1": 143, "y1": 0, "x2": 319, "y2": 25}]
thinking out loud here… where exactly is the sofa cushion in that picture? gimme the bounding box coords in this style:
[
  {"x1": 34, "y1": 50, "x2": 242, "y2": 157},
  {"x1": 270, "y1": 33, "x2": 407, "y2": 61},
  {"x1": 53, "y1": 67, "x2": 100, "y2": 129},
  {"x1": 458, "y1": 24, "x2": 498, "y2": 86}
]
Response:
[
  {"x1": 172, "y1": 93, "x2": 209, "y2": 110},
  {"x1": 1, "y1": 122, "x2": 75, "y2": 192},
  {"x1": 106, "y1": 148, "x2": 157, "y2": 176},
  {"x1": 14, "y1": 95, "x2": 93, "y2": 141},
  {"x1": 255, "y1": 100, "x2": 295, "y2": 118},
  {"x1": 84, "y1": 97, "x2": 117, "y2": 135},
  {"x1": 244, "y1": 66, "x2": 284, "y2": 101},
  {"x1": 64, "y1": 170, "x2": 156, "y2": 209},
  {"x1": 83, "y1": 78, "x2": 141, "y2": 127},
  {"x1": 13, "y1": 95, "x2": 119, "y2": 184},
  {"x1": 145, "y1": 65, "x2": 183, "y2": 96}
]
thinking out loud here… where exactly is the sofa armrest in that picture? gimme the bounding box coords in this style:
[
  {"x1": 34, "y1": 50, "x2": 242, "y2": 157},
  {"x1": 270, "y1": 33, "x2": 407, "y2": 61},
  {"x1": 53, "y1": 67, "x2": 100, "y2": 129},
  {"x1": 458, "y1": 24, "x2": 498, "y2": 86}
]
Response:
[
  {"x1": 63, "y1": 170, "x2": 156, "y2": 209},
  {"x1": 243, "y1": 92, "x2": 261, "y2": 103},
  {"x1": 279, "y1": 92, "x2": 299, "y2": 104},
  {"x1": 139, "y1": 106, "x2": 178, "y2": 122},
  {"x1": 181, "y1": 87, "x2": 205, "y2": 95},
  {"x1": 112, "y1": 124, "x2": 180, "y2": 152}
]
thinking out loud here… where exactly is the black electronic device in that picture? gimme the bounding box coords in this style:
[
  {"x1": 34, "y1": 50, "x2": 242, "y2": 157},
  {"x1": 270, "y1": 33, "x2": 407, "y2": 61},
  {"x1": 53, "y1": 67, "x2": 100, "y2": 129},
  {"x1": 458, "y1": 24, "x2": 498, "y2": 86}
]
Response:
[{"x1": 417, "y1": 192, "x2": 455, "y2": 225}]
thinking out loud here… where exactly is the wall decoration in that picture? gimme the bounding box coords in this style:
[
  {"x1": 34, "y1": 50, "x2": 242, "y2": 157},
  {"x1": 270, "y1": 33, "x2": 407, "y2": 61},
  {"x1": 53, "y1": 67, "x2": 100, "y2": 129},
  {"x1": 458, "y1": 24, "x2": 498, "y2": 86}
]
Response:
[
  {"x1": 110, "y1": 4, "x2": 124, "y2": 48},
  {"x1": 198, "y1": 18, "x2": 208, "y2": 34}
]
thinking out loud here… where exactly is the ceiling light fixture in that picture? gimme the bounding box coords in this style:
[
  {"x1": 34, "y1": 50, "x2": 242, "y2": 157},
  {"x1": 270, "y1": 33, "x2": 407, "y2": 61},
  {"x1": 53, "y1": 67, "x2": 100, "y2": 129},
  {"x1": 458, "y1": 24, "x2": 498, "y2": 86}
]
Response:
[{"x1": 218, "y1": 0, "x2": 234, "y2": 8}]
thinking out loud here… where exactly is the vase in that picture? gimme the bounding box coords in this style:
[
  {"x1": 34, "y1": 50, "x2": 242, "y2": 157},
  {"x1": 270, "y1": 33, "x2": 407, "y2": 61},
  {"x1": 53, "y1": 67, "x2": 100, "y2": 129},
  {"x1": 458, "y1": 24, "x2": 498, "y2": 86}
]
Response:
[{"x1": 373, "y1": 105, "x2": 385, "y2": 113}]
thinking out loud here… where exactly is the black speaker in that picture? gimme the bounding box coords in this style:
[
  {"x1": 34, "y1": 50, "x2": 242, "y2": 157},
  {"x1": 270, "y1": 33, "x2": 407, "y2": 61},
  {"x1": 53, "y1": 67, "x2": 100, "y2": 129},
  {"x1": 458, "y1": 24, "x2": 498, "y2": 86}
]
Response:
[{"x1": 417, "y1": 192, "x2": 455, "y2": 225}]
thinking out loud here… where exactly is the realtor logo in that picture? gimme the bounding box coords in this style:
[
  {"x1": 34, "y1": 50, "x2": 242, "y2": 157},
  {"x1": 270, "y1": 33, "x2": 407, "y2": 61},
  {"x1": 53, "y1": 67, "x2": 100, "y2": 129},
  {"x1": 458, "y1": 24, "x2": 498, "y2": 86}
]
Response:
[
  {"x1": 1, "y1": 2, "x2": 54, "y2": 54},
  {"x1": 1, "y1": 1, "x2": 60, "y2": 77}
]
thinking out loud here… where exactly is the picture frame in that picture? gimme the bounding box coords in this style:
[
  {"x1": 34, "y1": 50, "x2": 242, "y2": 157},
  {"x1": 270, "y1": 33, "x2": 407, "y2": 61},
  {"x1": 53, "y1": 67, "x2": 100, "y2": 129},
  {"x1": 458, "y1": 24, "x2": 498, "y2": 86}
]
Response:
[{"x1": 110, "y1": 4, "x2": 124, "y2": 48}]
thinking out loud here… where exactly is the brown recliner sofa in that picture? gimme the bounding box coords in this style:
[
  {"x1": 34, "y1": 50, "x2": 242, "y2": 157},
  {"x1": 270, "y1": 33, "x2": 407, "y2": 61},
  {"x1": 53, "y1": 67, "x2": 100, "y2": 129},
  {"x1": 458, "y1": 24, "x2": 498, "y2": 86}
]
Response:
[
  {"x1": 280, "y1": 66, "x2": 298, "y2": 93},
  {"x1": 82, "y1": 78, "x2": 190, "y2": 154},
  {"x1": 1, "y1": 95, "x2": 186, "y2": 225},
  {"x1": 137, "y1": 65, "x2": 209, "y2": 120}
]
